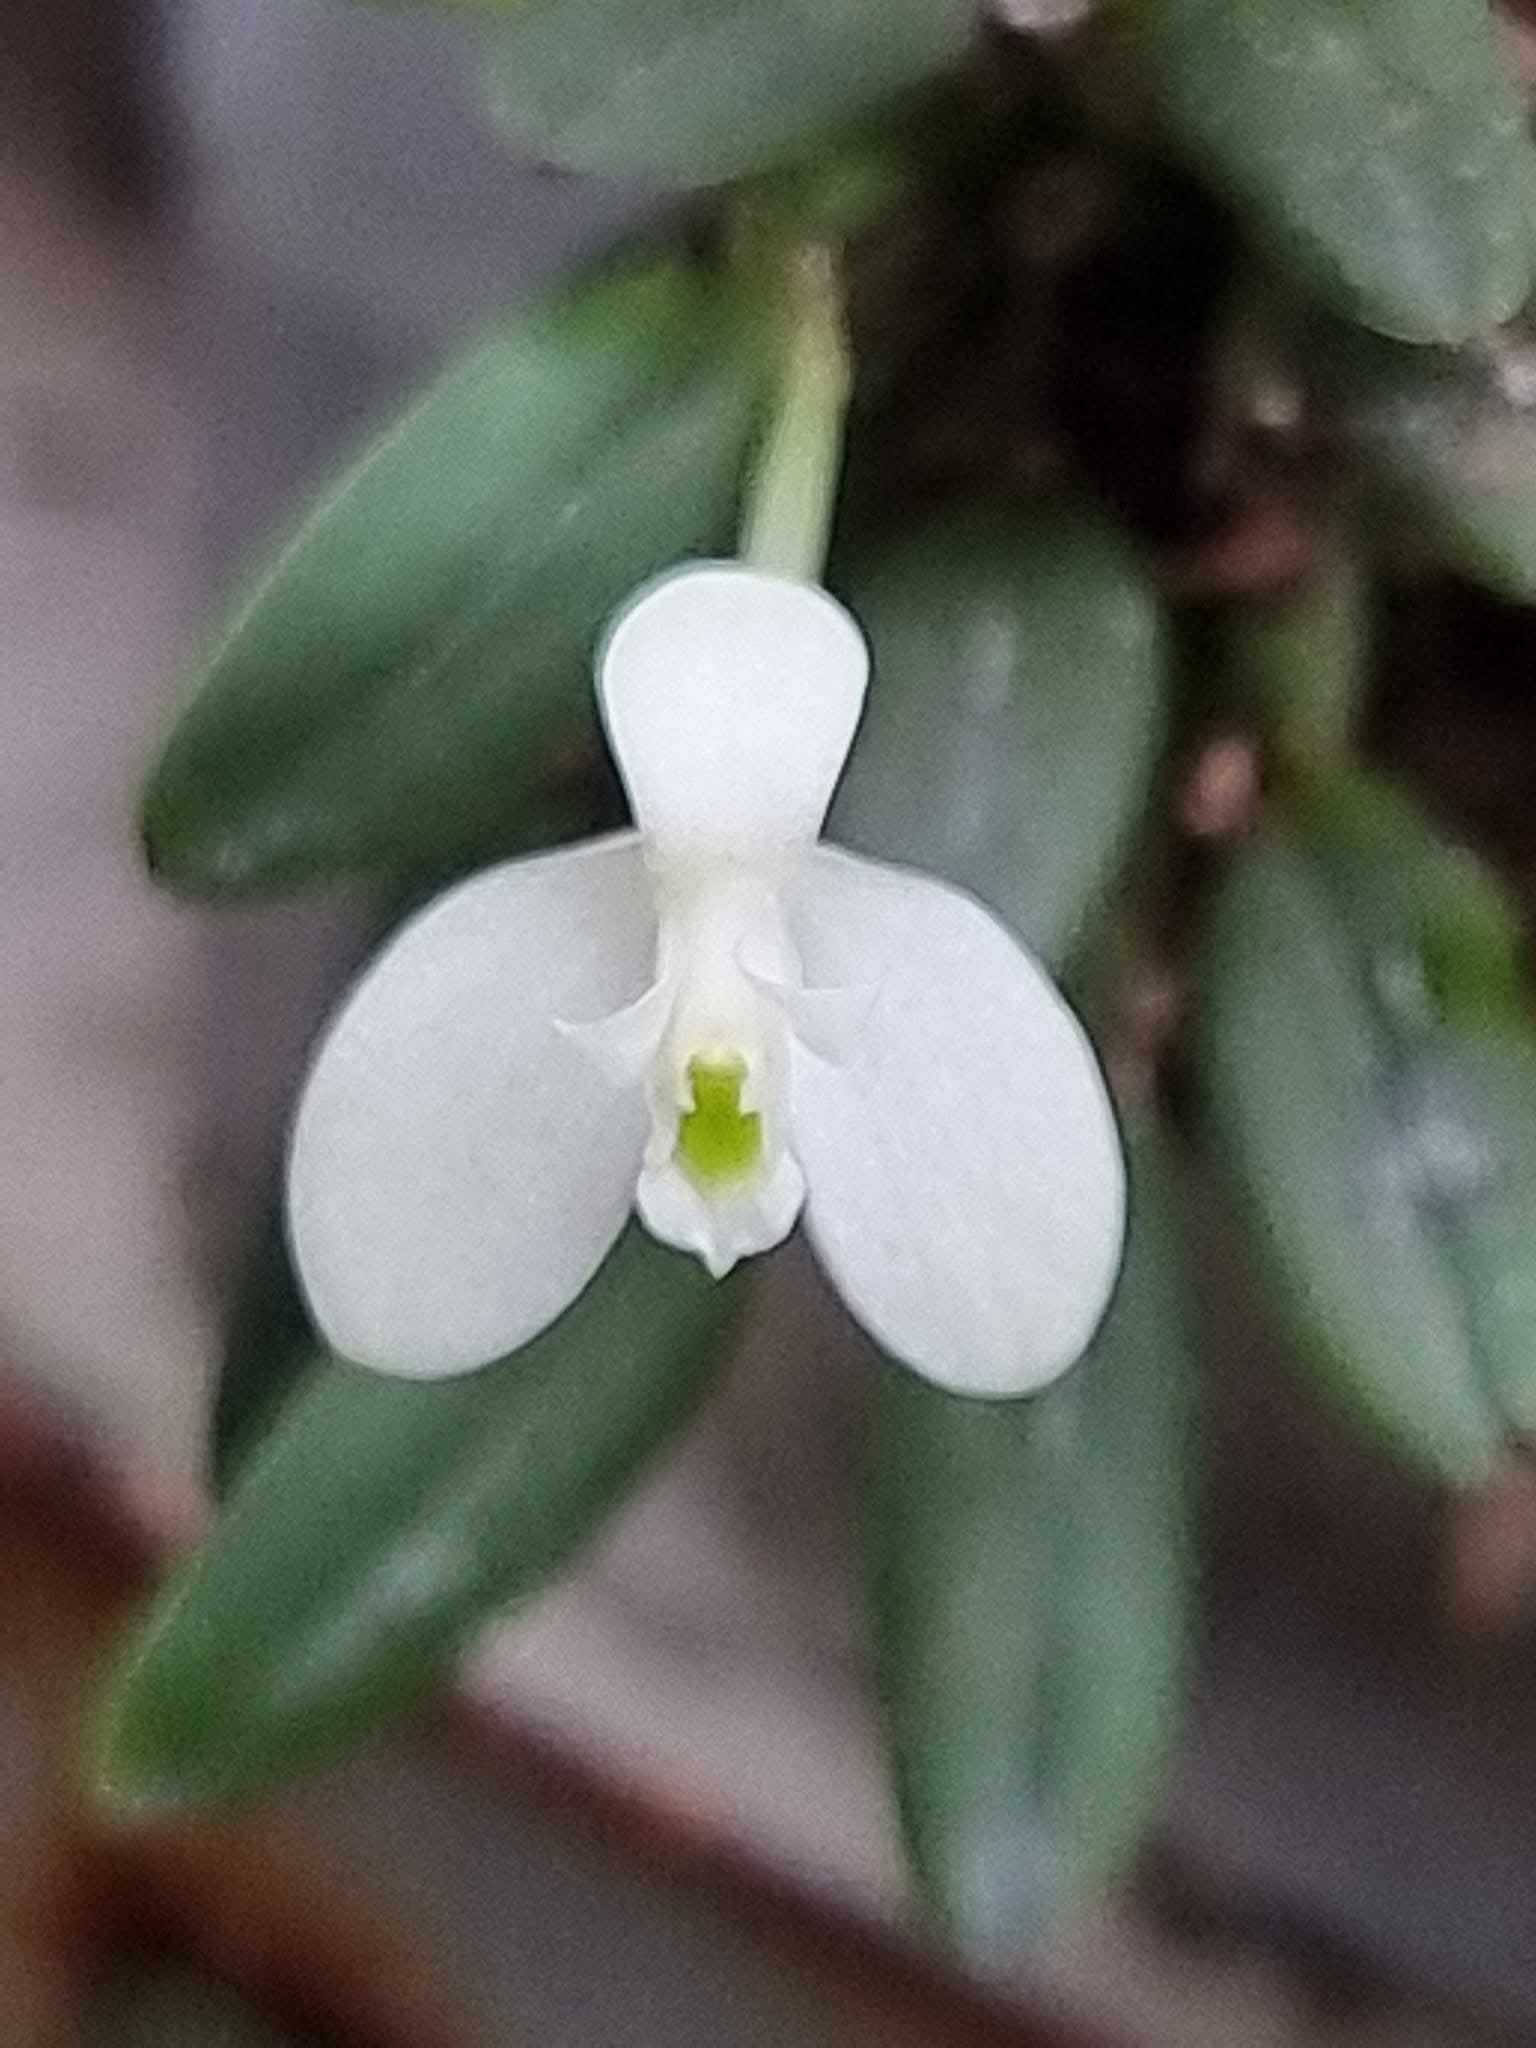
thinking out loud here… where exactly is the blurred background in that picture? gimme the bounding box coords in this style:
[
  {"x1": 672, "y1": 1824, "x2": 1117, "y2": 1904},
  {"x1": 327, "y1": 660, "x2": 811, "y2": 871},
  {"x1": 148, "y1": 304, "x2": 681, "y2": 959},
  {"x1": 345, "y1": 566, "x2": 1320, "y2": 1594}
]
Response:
[{"x1": 7, "y1": 1, "x2": 1536, "y2": 2040}]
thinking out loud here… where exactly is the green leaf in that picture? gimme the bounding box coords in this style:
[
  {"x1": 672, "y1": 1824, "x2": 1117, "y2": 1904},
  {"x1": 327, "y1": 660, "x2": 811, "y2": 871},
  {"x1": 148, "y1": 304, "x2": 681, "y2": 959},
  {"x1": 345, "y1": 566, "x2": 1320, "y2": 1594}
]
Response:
[
  {"x1": 754, "y1": 115, "x2": 942, "y2": 240},
  {"x1": 870, "y1": 1124, "x2": 1193, "y2": 1956},
  {"x1": 143, "y1": 251, "x2": 766, "y2": 897},
  {"x1": 1136, "y1": 0, "x2": 1536, "y2": 343},
  {"x1": 480, "y1": 0, "x2": 972, "y2": 188},
  {"x1": 1212, "y1": 544, "x2": 1370, "y2": 778},
  {"x1": 833, "y1": 502, "x2": 1167, "y2": 973},
  {"x1": 356, "y1": 0, "x2": 540, "y2": 11},
  {"x1": 1306, "y1": 318, "x2": 1536, "y2": 606},
  {"x1": 99, "y1": 1230, "x2": 739, "y2": 1813},
  {"x1": 211, "y1": 1196, "x2": 315, "y2": 1497},
  {"x1": 82, "y1": 1969, "x2": 293, "y2": 2048},
  {"x1": 1197, "y1": 772, "x2": 1536, "y2": 1482}
]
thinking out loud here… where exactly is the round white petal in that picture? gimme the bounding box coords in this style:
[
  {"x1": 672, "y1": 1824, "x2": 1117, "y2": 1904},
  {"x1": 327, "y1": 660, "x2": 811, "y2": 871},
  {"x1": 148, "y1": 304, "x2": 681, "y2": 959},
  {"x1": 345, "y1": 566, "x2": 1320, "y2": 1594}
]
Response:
[
  {"x1": 788, "y1": 847, "x2": 1125, "y2": 1396},
  {"x1": 287, "y1": 834, "x2": 655, "y2": 1377},
  {"x1": 598, "y1": 562, "x2": 868, "y2": 862}
]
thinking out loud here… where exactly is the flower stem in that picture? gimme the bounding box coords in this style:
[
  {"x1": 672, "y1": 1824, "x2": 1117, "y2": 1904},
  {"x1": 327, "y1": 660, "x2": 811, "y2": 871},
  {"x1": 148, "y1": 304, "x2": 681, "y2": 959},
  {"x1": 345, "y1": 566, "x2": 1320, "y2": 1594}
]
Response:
[{"x1": 739, "y1": 240, "x2": 850, "y2": 584}]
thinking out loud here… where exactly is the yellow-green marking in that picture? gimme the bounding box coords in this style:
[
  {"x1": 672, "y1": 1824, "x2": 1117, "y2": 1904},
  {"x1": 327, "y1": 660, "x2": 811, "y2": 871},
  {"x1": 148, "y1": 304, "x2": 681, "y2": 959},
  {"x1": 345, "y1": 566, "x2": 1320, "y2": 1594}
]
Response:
[{"x1": 677, "y1": 1054, "x2": 761, "y2": 1188}]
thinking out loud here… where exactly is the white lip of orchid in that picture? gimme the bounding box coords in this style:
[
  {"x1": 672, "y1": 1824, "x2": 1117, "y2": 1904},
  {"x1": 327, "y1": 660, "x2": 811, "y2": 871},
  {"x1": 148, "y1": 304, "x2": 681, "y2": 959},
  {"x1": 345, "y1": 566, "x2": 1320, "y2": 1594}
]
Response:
[
  {"x1": 285, "y1": 560, "x2": 1127, "y2": 1398},
  {"x1": 564, "y1": 860, "x2": 822, "y2": 1279}
]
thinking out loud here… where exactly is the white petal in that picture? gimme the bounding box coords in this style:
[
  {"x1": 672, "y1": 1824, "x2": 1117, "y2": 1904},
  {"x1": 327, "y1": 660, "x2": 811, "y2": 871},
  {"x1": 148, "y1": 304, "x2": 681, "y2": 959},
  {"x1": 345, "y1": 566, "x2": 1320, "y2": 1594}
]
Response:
[
  {"x1": 788, "y1": 847, "x2": 1125, "y2": 1397},
  {"x1": 287, "y1": 833, "x2": 655, "y2": 1377},
  {"x1": 556, "y1": 974, "x2": 675, "y2": 1087},
  {"x1": 745, "y1": 967, "x2": 879, "y2": 1066},
  {"x1": 598, "y1": 563, "x2": 868, "y2": 862}
]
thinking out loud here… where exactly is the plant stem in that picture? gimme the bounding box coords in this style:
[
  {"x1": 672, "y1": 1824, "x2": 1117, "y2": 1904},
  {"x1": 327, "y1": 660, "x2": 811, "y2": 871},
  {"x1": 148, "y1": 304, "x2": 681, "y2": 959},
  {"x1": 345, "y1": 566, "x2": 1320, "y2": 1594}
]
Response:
[{"x1": 739, "y1": 240, "x2": 850, "y2": 583}]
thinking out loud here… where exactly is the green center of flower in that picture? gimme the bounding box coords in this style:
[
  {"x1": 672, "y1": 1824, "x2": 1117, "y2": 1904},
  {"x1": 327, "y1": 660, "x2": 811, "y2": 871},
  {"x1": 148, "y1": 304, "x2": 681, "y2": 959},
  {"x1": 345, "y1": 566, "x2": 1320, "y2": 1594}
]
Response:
[{"x1": 677, "y1": 1053, "x2": 762, "y2": 1188}]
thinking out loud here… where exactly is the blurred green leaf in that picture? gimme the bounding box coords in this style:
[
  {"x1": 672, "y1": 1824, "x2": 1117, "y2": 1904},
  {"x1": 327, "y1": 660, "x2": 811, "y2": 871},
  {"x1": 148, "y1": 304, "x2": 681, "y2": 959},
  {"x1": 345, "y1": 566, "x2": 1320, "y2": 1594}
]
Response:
[
  {"x1": 1198, "y1": 772, "x2": 1536, "y2": 1482},
  {"x1": 870, "y1": 1123, "x2": 1193, "y2": 1956},
  {"x1": 356, "y1": 0, "x2": 540, "y2": 11},
  {"x1": 1213, "y1": 545, "x2": 1369, "y2": 778},
  {"x1": 755, "y1": 115, "x2": 940, "y2": 240},
  {"x1": 76, "y1": 1968, "x2": 293, "y2": 2048},
  {"x1": 1307, "y1": 318, "x2": 1536, "y2": 606},
  {"x1": 834, "y1": 502, "x2": 1167, "y2": 974},
  {"x1": 1136, "y1": 0, "x2": 1535, "y2": 343},
  {"x1": 100, "y1": 1231, "x2": 739, "y2": 1813},
  {"x1": 144, "y1": 251, "x2": 765, "y2": 897},
  {"x1": 211, "y1": 1197, "x2": 316, "y2": 1497},
  {"x1": 480, "y1": 0, "x2": 971, "y2": 188}
]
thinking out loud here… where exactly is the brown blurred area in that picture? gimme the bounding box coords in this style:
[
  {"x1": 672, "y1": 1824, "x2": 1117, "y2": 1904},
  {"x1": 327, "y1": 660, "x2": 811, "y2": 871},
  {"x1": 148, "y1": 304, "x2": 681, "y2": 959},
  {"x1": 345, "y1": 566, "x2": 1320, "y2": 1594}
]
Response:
[
  {"x1": 0, "y1": 0, "x2": 163, "y2": 200},
  {"x1": 0, "y1": 1386, "x2": 1100, "y2": 2047}
]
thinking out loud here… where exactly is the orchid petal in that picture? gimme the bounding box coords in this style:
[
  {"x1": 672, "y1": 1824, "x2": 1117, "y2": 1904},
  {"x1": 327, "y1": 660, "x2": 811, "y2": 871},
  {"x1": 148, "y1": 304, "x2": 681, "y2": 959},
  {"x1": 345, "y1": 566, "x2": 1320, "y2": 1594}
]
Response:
[
  {"x1": 598, "y1": 562, "x2": 868, "y2": 862},
  {"x1": 788, "y1": 847, "x2": 1125, "y2": 1396},
  {"x1": 287, "y1": 834, "x2": 655, "y2": 1377},
  {"x1": 745, "y1": 968, "x2": 878, "y2": 1065},
  {"x1": 556, "y1": 974, "x2": 675, "y2": 1087}
]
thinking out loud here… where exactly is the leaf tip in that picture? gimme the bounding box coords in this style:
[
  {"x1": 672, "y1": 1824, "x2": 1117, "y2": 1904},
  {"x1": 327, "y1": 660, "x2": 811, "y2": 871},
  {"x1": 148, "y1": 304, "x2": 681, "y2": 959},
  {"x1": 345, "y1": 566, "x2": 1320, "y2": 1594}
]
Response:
[
  {"x1": 90, "y1": 1759, "x2": 191, "y2": 1832},
  {"x1": 137, "y1": 787, "x2": 275, "y2": 901},
  {"x1": 138, "y1": 774, "x2": 208, "y2": 895},
  {"x1": 88, "y1": 1701, "x2": 195, "y2": 1834}
]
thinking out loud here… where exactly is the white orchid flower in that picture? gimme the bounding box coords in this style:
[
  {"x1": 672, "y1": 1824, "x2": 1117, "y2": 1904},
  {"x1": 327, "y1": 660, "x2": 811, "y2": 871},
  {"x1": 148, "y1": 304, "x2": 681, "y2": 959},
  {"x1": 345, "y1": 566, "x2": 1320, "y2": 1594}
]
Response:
[{"x1": 287, "y1": 563, "x2": 1125, "y2": 1397}]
